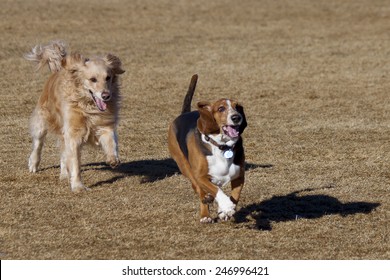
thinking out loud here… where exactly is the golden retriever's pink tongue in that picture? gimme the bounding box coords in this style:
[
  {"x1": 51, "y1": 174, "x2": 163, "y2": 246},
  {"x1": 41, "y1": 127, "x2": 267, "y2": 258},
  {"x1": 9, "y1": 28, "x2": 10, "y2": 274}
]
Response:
[{"x1": 96, "y1": 98, "x2": 107, "y2": 111}]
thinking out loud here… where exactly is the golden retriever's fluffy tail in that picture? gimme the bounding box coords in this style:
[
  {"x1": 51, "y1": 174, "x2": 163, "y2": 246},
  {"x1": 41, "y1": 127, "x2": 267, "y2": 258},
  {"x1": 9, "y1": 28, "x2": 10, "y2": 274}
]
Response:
[{"x1": 25, "y1": 41, "x2": 67, "y2": 72}]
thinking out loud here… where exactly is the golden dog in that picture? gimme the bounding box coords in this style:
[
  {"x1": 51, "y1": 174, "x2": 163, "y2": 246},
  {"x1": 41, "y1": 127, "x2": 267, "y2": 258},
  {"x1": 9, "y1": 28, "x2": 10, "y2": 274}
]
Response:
[{"x1": 25, "y1": 41, "x2": 124, "y2": 192}]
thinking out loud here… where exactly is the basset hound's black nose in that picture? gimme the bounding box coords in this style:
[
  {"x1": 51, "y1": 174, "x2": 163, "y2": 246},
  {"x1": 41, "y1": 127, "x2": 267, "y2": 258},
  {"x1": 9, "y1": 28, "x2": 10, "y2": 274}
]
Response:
[{"x1": 231, "y1": 114, "x2": 242, "y2": 124}]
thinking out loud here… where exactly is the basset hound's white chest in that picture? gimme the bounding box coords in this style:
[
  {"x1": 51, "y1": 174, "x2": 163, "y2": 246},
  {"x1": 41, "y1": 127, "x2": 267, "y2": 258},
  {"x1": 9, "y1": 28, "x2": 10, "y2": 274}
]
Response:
[{"x1": 206, "y1": 149, "x2": 240, "y2": 187}]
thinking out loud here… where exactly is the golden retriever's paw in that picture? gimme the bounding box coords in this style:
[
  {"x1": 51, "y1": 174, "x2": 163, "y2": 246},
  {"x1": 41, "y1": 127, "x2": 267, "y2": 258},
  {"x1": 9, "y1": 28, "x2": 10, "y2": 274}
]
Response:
[
  {"x1": 71, "y1": 183, "x2": 89, "y2": 193},
  {"x1": 29, "y1": 165, "x2": 37, "y2": 173},
  {"x1": 200, "y1": 217, "x2": 214, "y2": 224},
  {"x1": 107, "y1": 158, "x2": 120, "y2": 169},
  {"x1": 60, "y1": 170, "x2": 68, "y2": 180},
  {"x1": 28, "y1": 157, "x2": 38, "y2": 173}
]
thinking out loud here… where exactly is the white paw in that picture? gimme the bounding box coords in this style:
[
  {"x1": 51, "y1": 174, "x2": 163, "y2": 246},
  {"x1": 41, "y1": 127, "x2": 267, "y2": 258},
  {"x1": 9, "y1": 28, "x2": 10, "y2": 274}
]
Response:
[
  {"x1": 200, "y1": 217, "x2": 214, "y2": 224},
  {"x1": 216, "y1": 189, "x2": 236, "y2": 221},
  {"x1": 60, "y1": 168, "x2": 68, "y2": 180},
  {"x1": 28, "y1": 157, "x2": 38, "y2": 173},
  {"x1": 29, "y1": 165, "x2": 37, "y2": 173},
  {"x1": 218, "y1": 208, "x2": 236, "y2": 221},
  {"x1": 107, "y1": 157, "x2": 120, "y2": 169},
  {"x1": 71, "y1": 183, "x2": 89, "y2": 193}
]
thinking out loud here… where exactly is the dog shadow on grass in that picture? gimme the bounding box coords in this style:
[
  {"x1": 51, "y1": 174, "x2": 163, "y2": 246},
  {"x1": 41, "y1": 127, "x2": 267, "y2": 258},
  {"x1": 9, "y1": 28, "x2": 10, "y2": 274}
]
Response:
[
  {"x1": 83, "y1": 160, "x2": 271, "y2": 188},
  {"x1": 39, "y1": 160, "x2": 270, "y2": 188},
  {"x1": 234, "y1": 187, "x2": 380, "y2": 231},
  {"x1": 83, "y1": 158, "x2": 179, "y2": 188}
]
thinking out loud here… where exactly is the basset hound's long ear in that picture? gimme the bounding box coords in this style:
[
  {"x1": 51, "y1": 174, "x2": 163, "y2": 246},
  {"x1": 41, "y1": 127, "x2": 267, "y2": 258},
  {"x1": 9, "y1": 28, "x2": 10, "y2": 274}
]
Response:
[
  {"x1": 236, "y1": 103, "x2": 247, "y2": 134},
  {"x1": 197, "y1": 101, "x2": 220, "y2": 135}
]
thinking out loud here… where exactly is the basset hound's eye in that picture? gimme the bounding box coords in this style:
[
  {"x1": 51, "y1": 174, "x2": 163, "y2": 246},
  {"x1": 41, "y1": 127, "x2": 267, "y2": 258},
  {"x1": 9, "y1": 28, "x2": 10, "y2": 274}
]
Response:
[
  {"x1": 90, "y1": 77, "x2": 97, "y2": 83},
  {"x1": 106, "y1": 76, "x2": 111, "y2": 81},
  {"x1": 218, "y1": 106, "x2": 226, "y2": 113}
]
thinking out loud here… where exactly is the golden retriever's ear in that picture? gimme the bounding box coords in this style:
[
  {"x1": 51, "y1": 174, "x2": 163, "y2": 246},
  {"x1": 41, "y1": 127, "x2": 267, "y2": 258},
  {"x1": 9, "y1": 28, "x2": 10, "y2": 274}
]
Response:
[
  {"x1": 235, "y1": 103, "x2": 247, "y2": 134},
  {"x1": 104, "y1": 54, "x2": 125, "y2": 75},
  {"x1": 62, "y1": 53, "x2": 85, "y2": 70},
  {"x1": 197, "y1": 101, "x2": 219, "y2": 135}
]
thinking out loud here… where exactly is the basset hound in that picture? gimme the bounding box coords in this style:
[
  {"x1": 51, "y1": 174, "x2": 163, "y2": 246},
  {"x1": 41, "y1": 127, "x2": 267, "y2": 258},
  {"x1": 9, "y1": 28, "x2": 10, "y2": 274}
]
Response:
[{"x1": 168, "y1": 75, "x2": 247, "y2": 223}]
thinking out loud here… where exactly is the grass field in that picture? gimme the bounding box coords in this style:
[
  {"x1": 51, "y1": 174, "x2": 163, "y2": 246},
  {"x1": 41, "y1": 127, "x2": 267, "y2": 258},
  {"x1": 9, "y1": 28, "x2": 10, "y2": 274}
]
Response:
[{"x1": 0, "y1": 0, "x2": 389, "y2": 259}]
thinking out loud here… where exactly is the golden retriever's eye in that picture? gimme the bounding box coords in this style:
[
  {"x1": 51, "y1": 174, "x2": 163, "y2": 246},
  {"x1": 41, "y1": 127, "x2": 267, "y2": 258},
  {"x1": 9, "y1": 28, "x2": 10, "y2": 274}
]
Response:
[
  {"x1": 218, "y1": 106, "x2": 226, "y2": 112},
  {"x1": 90, "y1": 77, "x2": 97, "y2": 83},
  {"x1": 106, "y1": 76, "x2": 111, "y2": 81}
]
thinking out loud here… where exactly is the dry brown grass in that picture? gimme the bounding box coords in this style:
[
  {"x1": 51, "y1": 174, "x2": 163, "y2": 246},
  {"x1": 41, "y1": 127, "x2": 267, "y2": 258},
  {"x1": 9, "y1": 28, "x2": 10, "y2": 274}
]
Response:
[{"x1": 0, "y1": 0, "x2": 389, "y2": 259}]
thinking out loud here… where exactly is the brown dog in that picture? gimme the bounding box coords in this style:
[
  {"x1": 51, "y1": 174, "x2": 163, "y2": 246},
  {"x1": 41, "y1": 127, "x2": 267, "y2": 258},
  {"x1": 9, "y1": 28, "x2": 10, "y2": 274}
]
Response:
[
  {"x1": 168, "y1": 75, "x2": 247, "y2": 223},
  {"x1": 25, "y1": 41, "x2": 125, "y2": 192}
]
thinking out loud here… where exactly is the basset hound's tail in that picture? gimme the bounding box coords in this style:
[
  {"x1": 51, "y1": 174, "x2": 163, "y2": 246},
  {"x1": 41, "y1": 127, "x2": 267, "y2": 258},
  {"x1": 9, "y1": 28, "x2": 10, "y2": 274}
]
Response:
[{"x1": 181, "y1": 74, "x2": 198, "y2": 114}]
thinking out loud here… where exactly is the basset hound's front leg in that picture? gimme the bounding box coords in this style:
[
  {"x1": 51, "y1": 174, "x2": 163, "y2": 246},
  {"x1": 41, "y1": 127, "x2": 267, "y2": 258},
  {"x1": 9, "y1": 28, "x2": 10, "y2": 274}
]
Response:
[{"x1": 196, "y1": 176, "x2": 236, "y2": 221}]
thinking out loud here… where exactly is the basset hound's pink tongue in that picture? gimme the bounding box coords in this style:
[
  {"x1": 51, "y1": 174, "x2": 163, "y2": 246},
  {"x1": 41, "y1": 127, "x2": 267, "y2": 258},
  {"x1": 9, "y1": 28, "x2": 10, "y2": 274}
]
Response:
[
  {"x1": 95, "y1": 98, "x2": 107, "y2": 111},
  {"x1": 224, "y1": 125, "x2": 240, "y2": 138}
]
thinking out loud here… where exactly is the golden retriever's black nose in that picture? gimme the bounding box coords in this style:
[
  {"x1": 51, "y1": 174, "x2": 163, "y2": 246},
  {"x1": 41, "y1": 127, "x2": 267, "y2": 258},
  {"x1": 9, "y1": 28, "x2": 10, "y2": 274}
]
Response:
[
  {"x1": 231, "y1": 114, "x2": 242, "y2": 124},
  {"x1": 101, "y1": 92, "x2": 111, "y2": 101}
]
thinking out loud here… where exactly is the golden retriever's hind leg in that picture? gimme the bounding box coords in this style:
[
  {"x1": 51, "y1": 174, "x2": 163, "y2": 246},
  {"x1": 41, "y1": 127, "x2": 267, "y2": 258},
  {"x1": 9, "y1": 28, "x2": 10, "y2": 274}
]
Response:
[
  {"x1": 29, "y1": 133, "x2": 46, "y2": 173},
  {"x1": 28, "y1": 109, "x2": 47, "y2": 173},
  {"x1": 99, "y1": 129, "x2": 120, "y2": 168}
]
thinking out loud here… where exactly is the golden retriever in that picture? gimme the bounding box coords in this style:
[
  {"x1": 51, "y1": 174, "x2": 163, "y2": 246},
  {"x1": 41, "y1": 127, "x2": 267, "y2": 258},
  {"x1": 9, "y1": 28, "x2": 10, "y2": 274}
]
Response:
[{"x1": 25, "y1": 41, "x2": 125, "y2": 192}]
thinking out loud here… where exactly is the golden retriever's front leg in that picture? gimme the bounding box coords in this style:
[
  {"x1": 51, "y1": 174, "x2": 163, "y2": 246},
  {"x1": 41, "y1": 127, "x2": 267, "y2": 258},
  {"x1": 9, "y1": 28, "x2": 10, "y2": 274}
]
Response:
[
  {"x1": 98, "y1": 129, "x2": 120, "y2": 168},
  {"x1": 64, "y1": 136, "x2": 86, "y2": 192},
  {"x1": 59, "y1": 139, "x2": 68, "y2": 180}
]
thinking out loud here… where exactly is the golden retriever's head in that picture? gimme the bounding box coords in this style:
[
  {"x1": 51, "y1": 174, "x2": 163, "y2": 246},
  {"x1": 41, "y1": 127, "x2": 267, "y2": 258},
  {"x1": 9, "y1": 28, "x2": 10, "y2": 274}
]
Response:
[
  {"x1": 197, "y1": 98, "x2": 247, "y2": 140},
  {"x1": 64, "y1": 53, "x2": 125, "y2": 111}
]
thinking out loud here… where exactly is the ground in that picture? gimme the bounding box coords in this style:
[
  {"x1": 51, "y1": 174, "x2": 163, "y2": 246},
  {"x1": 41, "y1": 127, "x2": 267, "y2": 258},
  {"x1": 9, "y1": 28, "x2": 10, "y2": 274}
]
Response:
[{"x1": 0, "y1": 0, "x2": 389, "y2": 259}]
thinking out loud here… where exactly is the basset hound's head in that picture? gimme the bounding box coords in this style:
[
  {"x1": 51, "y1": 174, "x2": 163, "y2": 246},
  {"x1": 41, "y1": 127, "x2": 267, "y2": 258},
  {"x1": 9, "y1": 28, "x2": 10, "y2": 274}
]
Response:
[{"x1": 197, "y1": 99, "x2": 247, "y2": 140}]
